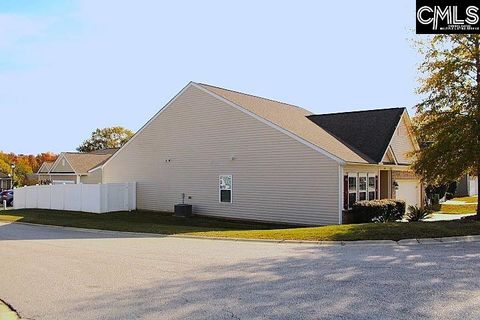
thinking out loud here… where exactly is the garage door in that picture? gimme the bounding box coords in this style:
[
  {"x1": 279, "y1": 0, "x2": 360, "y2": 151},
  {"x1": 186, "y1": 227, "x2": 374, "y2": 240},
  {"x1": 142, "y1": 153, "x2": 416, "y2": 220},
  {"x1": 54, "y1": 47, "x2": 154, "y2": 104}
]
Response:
[{"x1": 396, "y1": 180, "x2": 420, "y2": 209}]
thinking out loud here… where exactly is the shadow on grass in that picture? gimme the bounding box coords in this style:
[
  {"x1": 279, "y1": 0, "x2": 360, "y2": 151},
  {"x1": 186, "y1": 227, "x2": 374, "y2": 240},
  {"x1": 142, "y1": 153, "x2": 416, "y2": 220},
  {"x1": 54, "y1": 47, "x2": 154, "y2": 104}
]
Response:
[
  {"x1": 0, "y1": 209, "x2": 293, "y2": 240},
  {"x1": 1, "y1": 209, "x2": 479, "y2": 242}
]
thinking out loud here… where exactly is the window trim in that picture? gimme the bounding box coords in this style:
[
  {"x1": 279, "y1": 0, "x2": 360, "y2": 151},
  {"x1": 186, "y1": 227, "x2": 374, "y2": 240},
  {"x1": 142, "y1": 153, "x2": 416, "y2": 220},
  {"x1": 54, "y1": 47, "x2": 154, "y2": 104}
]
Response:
[
  {"x1": 219, "y1": 175, "x2": 233, "y2": 204},
  {"x1": 367, "y1": 174, "x2": 376, "y2": 200},
  {"x1": 358, "y1": 173, "x2": 367, "y2": 201},
  {"x1": 347, "y1": 172, "x2": 378, "y2": 208},
  {"x1": 347, "y1": 173, "x2": 358, "y2": 209}
]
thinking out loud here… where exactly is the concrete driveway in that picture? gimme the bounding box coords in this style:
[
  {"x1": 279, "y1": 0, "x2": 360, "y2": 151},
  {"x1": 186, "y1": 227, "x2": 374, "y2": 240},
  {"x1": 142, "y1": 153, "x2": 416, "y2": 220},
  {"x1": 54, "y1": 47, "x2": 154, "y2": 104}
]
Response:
[{"x1": 1, "y1": 222, "x2": 480, "y2": 320}]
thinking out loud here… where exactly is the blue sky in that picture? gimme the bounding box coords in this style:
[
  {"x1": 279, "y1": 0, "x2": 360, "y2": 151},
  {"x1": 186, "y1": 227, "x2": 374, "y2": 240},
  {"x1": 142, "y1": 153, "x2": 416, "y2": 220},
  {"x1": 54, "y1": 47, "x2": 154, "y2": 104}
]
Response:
[{"x1": 1, "y1": 1, "x2": 420, "y2": 154}]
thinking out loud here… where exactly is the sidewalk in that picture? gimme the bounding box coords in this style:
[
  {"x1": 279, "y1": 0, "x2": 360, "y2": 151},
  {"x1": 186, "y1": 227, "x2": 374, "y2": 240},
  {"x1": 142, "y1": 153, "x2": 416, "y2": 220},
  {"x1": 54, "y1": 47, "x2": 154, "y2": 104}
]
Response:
[
  {"x1": 0, "y1": 300, "x2": 20, "y2": 320},
  {"x1": 426, "y1": 212, "x2": 475, "y2": 221}
]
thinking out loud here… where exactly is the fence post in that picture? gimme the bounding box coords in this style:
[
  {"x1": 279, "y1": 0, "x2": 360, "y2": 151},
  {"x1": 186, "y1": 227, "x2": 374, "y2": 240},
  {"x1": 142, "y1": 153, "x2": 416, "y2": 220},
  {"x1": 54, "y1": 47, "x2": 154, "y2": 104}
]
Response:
[{"x1": 80, "y1": 184, "x2": 83, "y2": 212}]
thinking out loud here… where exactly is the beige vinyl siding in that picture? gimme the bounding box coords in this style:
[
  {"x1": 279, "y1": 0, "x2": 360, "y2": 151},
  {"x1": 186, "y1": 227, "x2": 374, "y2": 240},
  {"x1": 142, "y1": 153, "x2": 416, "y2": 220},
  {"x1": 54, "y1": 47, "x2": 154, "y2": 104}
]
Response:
[
  {"x1": 50, "y1": 175, "x2": 76, "y2": 183},
  {"x1": 103, "y1": 85, "x2": 340, "y2": 225},
  {"x1": 344, "y1": 164, "x2": 380, "y2": 176},
  {"x1": 390, "y1": 115, "x2": 415, "y2": 165},
  {"x1": 50, "y1": 155, "x2": 75, "y2": 173},
  {"x1": 382, "y1": 148, "x2": 396, "y2": 164},
  {"x1": 80, "y1": 169, "x2": 103, "y2": 184}
]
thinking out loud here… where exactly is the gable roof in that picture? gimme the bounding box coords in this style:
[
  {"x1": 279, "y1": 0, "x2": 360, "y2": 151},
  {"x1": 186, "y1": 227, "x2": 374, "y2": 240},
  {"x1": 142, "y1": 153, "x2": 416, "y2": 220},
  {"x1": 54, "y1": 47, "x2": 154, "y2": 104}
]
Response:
[
  {"x1": 307, "y1": 108, "x2": 406, "y2": 163},
  {"x1": 88, "y1": 148, "x2": 119, "y2": 155},
  {"x1": 50, "y1": 150, "x2": 117, "y2": 175},
  {"x1": 196, "y1": 83, "x2": 367, "y2": 164},
  {"x1": 100, "y1": 82, "x2": 414, "y2": 169},
  {"x1": 37, "y1": 161, "x2": 54, "y2": 173}
]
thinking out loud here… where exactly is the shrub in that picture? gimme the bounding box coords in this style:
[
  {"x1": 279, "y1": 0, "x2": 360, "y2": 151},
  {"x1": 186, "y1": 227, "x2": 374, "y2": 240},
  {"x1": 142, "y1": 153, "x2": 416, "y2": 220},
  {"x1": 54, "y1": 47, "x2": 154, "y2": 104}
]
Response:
[
  {"x1": 394, "y1": 200, "x2": 406, "y2": 217},
  {"x1": 351, "y1": 199, "x2": 405, "y2": 223},
  {"x1": 405, "y1": 205, "x2": 432, "y2": 222}
]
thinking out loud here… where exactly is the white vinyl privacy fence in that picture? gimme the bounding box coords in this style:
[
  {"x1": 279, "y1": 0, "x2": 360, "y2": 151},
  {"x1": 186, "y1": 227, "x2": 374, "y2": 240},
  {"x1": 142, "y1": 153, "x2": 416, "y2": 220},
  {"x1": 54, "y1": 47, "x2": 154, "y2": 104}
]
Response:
[
  {"x1": 470, "y1": 176, "x2": 478, "y2": 196},
  {"x1": 14, "y1": 183, "x2": 136, "y2": 213}
]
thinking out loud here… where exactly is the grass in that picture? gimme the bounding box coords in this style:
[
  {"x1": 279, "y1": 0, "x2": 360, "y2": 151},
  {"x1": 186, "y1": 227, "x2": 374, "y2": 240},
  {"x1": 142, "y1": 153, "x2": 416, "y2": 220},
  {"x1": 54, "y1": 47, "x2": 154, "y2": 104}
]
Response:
[
  {"x1": 440, "y1": 195, "x2": 478, "y2": 214},
  {"x1": 192, "y1": 221, "x2": 480, "y2": 241},
  {"x1": 0, "y1": 209, "x2": 479, "y2": 241},
  {"x1": 454, "y1": 196, "x2": 478, "y2": 203},
  {"x1": 0, "y1": 209, "x2": 288, "y2": 234}
]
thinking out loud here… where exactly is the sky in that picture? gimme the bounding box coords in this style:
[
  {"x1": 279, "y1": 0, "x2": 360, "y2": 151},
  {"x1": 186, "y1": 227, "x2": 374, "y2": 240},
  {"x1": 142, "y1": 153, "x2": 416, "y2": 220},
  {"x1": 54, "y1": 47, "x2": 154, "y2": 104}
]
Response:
[{"x1": 0, "y1": 0, "x2": 421, "y2": 154}]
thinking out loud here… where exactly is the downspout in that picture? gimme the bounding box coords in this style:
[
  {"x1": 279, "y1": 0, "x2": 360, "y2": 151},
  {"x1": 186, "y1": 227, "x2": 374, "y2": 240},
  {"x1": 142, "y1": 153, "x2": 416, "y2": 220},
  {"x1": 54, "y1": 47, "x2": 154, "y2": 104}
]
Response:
[{"x1": 338, "y1": 165, "x2": 344, "y2": 224}]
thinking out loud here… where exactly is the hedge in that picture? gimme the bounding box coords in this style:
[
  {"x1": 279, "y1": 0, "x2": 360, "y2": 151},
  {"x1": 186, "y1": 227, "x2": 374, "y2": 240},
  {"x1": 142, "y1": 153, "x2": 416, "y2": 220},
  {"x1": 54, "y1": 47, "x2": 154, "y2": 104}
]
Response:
[{"x1": 350, "y1": 199, "x2": 406, "y2": 223}]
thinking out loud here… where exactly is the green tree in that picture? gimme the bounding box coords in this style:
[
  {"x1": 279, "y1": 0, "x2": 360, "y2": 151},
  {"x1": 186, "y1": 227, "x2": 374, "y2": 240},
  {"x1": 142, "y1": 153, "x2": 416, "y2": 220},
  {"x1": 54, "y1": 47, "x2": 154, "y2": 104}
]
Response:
[
  {"x1": 412, "y1": 35, "x2": 480, "y2": 217},
  {"x1": 77, "y1": 126, "x2": 134, "y2": 152}
]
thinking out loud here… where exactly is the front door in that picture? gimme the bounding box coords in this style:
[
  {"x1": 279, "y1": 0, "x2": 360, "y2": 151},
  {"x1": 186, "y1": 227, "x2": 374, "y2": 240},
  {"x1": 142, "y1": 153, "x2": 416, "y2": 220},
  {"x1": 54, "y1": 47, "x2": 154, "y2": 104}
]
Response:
[{"x1": 379, "y1": 170, "x2": 390, "y2": 199}]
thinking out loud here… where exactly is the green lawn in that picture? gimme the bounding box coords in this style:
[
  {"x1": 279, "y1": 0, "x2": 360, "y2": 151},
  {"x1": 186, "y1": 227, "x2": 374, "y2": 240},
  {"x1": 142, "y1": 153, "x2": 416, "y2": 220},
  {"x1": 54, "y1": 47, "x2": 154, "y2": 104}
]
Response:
[
  {"x1": 0, "y1": 209, "x2": 288, "y2": 234},
  {"x1": 0, "y1": 209, "x2": 479, "y2": 241},
  {"x1": 455, "y1": 196, "x2": 478, "y2": 203},
  {"x1": 440, "y1": 195, "x2": 478, "y2": 214}
]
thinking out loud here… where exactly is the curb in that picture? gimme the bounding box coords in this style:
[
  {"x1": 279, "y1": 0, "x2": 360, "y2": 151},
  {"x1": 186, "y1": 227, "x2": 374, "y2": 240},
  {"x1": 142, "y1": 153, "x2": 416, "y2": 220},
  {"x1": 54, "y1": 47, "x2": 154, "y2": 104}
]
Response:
[
  {"x1": 2, "y1": 220, "x2": 480, "y2": 247},
  {"x1": 0, "y1": 300, "x2": 20, "y2": 320}
]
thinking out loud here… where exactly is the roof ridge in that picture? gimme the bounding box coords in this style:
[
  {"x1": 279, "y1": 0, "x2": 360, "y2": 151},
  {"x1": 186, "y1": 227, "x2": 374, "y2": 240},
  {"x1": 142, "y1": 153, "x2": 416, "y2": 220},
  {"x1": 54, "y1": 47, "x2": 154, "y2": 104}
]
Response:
[
  {"x1": 309, "y1": 107, "x2": 405, "y2": 117},
  {"x1": 64, "y1": 152, "x2": 114, "y2": 155},
  {"x1": 196, "y1": 82, "x2": 310, "y2": 112}
]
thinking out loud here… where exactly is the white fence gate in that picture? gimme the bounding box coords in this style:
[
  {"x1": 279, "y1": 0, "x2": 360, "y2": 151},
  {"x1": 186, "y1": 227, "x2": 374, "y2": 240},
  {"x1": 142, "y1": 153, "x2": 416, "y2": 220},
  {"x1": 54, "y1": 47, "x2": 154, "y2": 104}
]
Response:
[
  {"x1": 14, "y1": 183, "x2": 136, "y2": 213},
  {"x1": 470, "y1": 176, "x2": 478, "y2": 196}
]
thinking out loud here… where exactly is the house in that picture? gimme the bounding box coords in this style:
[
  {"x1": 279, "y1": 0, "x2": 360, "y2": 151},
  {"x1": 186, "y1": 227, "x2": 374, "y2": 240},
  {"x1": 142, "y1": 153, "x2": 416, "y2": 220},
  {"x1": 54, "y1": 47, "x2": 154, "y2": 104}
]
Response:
[
  {"x1": 0, "y1": 172, "x2": 12, "y2": 190},
  {"x1": 41, "y1": 149, "x2": 118, "y2": 184},
  {"x1": 456, "y1": 174, "x2": 478, "y2": 197},
  {"x1": 97, "y1": 82, "x2": 422, "y2": 225},
  {"x1": 36, "y1": 161, "x2": 54, "y2": 184}
]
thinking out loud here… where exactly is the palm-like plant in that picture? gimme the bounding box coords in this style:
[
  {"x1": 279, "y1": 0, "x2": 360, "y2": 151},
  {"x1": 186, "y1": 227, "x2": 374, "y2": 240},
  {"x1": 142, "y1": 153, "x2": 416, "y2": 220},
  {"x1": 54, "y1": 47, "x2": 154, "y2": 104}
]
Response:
[{"x1": 405, "y1": 205, "x2": 432, "y2": 222}]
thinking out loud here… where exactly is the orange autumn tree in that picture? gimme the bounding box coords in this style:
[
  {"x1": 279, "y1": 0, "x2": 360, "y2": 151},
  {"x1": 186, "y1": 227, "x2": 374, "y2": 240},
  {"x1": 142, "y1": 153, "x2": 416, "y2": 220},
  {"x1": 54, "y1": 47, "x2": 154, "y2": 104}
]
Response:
[{"x1": 0, "y1": 151, "x2": 58, "y2": 186}]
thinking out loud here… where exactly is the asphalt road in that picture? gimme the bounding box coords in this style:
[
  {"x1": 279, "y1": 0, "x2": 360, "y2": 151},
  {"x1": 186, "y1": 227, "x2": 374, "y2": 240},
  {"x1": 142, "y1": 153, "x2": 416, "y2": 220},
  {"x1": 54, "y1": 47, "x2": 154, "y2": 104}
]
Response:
[{"x1": 1, "y1": 222, "x2": 480, "y2": 320}]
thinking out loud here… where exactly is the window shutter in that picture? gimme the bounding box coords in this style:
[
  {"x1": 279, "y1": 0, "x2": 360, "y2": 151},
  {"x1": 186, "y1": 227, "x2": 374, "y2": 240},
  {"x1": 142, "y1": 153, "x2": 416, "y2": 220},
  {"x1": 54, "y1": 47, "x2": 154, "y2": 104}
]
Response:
[
  {"x1": 343, "y1": 175, "x2": 348, "y2": 209},
  {"x1": 375, "y1": 175, "x2": 379, "y2": 199}
]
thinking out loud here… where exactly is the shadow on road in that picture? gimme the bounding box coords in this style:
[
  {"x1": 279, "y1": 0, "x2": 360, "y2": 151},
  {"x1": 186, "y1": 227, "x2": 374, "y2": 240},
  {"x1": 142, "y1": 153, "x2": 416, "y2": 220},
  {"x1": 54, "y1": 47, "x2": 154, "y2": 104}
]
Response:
[
  {"x1": 0, "y1": 221, "x2": 162, "y2": 241},
  {"x1": 61, "y1": 243, "x2": 480, "y2": 320}
]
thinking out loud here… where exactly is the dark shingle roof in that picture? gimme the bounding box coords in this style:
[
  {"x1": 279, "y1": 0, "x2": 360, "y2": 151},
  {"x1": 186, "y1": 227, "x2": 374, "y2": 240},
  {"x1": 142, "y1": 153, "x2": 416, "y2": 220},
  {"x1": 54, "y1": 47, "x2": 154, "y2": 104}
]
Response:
[{"x1": 307, "y1": 108, "x2": 405, "y2": 163}]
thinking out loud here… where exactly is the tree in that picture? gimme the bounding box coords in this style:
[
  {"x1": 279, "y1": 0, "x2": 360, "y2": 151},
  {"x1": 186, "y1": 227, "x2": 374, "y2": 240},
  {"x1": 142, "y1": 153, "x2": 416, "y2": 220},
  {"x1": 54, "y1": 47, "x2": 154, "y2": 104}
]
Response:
[
  {"x1": 77, "y1": 126, "x2": 134, "y2": 152},
  {"x1": 412, "y1": 35, "x2": 480, "y2": 218},
  {"x1": 0, "y1": 151, "x2": 58, "y2": 187}
]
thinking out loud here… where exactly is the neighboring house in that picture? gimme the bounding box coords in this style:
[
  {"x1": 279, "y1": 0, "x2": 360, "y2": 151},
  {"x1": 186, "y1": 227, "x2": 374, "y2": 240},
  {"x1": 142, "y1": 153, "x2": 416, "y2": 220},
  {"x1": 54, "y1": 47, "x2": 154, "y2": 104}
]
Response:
[
  {"x1": 36, "y1": 161, "x2": 54, "y2": 184},
  {"x1": 98, "y1": 82, "x2": 422, "y2": 225},
  {"x1": 42, "y1": 149, "x2": 118, "y2": 184},
  {"x1": 0, "y1": 173, "x2": 12, "y2": 190},
  {"x1": 456, "y1": 174, "x2": 478, "y2": 197}
]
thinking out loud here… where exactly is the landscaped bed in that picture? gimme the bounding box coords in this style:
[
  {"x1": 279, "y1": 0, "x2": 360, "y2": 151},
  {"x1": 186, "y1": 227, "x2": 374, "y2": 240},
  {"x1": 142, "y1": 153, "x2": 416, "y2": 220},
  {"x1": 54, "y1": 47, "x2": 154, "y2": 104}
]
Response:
[{"x1": 1, "y1": 209, "x2": 479, "y2": 241}]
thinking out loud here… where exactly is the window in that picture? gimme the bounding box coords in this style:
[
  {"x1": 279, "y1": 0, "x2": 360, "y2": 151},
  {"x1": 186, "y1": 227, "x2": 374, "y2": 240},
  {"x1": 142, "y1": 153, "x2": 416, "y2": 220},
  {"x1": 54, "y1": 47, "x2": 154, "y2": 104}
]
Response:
[
  {"x1": 347, "y1": 172, "x2": 378, "y2": 208},
  {"x1": 348, "y1": 174, "x2": 357, "y2": 208},
  {"x1": 368, "y1": 175, "x2": 376, "y2": 200},
  {"x1": 358, "y1": 174, "x2": 367, "y2": 201},
  {"x1": 219, "y1": 175, "x2": 232, "y2": 203}
]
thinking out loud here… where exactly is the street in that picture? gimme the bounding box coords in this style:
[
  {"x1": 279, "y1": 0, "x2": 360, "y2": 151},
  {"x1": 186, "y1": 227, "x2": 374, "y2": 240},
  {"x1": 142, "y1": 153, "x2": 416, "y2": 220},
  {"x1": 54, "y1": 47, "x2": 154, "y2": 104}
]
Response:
[{"x1": 1, "y1": 222, "x2": 480, "y2": 320}]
